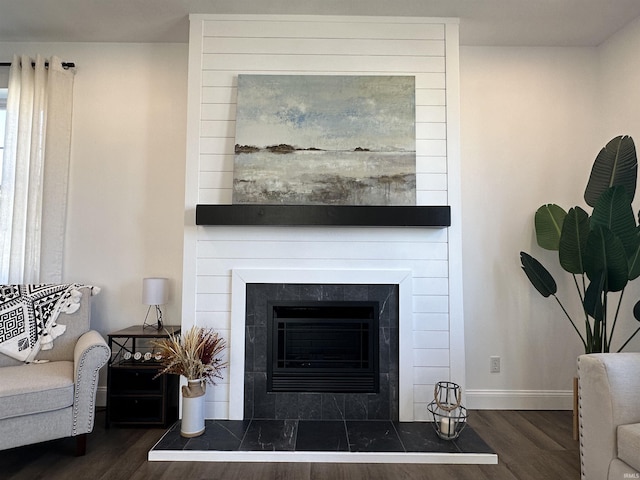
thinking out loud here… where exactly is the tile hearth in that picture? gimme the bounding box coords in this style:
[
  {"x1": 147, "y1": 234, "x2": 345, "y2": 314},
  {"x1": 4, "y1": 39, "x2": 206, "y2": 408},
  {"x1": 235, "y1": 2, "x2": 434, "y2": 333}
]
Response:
[{"x1": 148, "y1": 419, "x2": 497, "y2": 464}]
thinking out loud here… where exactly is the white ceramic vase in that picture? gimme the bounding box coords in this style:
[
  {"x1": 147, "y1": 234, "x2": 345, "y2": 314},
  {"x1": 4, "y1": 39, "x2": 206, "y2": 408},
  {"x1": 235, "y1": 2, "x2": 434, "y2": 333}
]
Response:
[{"x1": 180, "y1": 379, "x2": 206, "y2": 437}]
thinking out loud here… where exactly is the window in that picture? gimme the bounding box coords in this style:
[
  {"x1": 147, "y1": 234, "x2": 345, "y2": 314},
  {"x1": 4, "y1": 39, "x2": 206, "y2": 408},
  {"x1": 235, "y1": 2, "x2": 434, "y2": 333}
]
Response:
[{"x1": 0, "y1": 88, "x2": 6, "y2": 185}]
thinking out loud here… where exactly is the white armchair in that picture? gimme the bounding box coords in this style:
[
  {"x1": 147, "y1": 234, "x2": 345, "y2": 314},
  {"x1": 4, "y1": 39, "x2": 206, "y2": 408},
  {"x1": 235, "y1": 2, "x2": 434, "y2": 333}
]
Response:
[
  {"x1": 578, "y1": 353, "x2": 640, "y2": 479},
  {"x1": 0, "y1": 288, "x2": 109, "y2": 455}
]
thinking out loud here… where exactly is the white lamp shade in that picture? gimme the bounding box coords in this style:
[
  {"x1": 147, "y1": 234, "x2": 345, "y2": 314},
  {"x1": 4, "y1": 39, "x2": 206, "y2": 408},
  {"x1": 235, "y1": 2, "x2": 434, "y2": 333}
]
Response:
[{"x1": 142, "y1": 277, "x2": 169, "y2": 305}]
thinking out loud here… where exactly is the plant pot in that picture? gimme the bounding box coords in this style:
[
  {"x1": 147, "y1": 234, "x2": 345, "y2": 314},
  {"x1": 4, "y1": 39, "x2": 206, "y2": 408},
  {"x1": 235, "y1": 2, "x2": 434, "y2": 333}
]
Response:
[{"x1": 181, "y1": 379, "x2": 206, "y2": 438}]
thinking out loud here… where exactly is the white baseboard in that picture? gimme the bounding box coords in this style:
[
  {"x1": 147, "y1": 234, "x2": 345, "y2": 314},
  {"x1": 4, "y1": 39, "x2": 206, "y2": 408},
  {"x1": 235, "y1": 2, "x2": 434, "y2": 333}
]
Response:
[
  {"x1": 465, "y1": 389, "x2": 573, "y2": 410},
  {"x1": 95, "y1": 387, "x2": 573, "y2": 412},
  {"x1": 96, "y1": 386, "x2": 107, "y2": 408}
]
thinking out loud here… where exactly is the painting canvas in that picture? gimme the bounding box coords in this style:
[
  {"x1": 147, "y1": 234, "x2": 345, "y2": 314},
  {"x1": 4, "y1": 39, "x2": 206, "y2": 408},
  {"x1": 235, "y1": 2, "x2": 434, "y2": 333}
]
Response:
[{"x1": 233, "y1": 75, "x2": 416, "y2": 206}]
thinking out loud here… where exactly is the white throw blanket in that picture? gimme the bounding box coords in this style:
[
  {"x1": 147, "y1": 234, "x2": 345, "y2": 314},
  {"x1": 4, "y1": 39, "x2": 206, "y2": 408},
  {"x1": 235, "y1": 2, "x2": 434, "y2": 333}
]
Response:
[{"x1": 0, "y1": 284, "x2": 100, "y2": 363}]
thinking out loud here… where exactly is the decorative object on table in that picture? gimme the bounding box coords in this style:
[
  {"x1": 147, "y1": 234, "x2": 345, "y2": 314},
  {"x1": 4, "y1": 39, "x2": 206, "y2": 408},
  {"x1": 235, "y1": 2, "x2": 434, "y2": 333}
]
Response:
[
  {"x1": 520, "y1": 135, "x2": 640, "y2": 353},
  {"x1": 142, "y1": 277, "x2": 169, "y2": 330},
  {"x1": 427, "y1": 381, "x2": 468, "y2": 440},
  {"x1": 153, "y1": 326, "x2": 227, "y2": 437},
  {"x1": 233, "y1": 74, "x2": 416, "y2": 206}
]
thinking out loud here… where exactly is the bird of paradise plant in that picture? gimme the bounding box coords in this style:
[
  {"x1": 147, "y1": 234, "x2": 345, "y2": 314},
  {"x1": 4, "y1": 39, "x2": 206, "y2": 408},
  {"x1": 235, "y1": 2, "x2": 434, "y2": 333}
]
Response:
[{"x1": 520, "y1": 135, "x2": 640, "y2": 353}]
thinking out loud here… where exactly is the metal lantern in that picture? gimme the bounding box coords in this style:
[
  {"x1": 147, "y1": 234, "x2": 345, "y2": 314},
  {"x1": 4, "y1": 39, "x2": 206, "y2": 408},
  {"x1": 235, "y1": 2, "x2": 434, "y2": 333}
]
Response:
[{"x1": 427, "y1": 381, "x2": 468, "y2": 440}]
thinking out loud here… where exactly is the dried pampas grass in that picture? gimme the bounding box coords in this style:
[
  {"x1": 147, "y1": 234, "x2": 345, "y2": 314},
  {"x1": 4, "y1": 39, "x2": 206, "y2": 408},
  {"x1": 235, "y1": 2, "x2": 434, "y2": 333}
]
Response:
[{"x1": 153, "y1": 326, "x2": 227, "y2": 384}]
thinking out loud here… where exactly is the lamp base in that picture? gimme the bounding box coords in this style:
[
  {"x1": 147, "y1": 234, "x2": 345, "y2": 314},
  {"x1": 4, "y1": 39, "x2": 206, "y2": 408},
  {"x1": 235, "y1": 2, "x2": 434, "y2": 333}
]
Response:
[{"x1": 143, "y1": 305, "x2": 164, "y2": 330}]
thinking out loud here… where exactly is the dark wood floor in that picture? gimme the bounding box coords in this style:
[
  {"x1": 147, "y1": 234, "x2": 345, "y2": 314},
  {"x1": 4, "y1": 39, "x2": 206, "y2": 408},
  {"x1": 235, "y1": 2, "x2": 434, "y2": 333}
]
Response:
[{"x1": 0, "y1": 410, "x2": 580, "y2": 480}]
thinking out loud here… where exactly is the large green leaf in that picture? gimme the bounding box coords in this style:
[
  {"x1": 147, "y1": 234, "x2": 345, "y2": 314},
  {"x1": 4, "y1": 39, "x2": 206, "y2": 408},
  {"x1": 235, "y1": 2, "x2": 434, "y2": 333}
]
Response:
[
  {"x1": 520, "y1": 252, "x2": 557, "y2": 297},
  {"x1": 584, "y1": 271, "x2": 605, "y2": 353},
  {"x1": 590, "y1": 186, "x2": 639, "y2": 257},
  {"x1": 628, "y1": 242, "x2": 640, "y2": 280},
  {"x1": 583, "y1": 270, "x2": 605, "y2": 323},
  {"x1": 584, "y1": 226, "x2": 629, "y2": 292},
  {"x1": 559, "y1": 206, "x2": 589, "y2": 274},
  {"x1": 634, "y1": 300, "x2": 640, "y2": 321},
  {"x1": 584, "y1": 135, "x2": 637, "y2": 206},
  {"x1": 535, "y1": 204, "x2": 567, "y2": 250}
]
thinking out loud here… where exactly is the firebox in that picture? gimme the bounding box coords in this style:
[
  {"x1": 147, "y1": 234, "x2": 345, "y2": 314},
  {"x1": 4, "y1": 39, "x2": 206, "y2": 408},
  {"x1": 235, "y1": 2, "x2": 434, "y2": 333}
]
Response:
[{"x1": 267, "y1": 301, "x2": 379, "y2": 393}]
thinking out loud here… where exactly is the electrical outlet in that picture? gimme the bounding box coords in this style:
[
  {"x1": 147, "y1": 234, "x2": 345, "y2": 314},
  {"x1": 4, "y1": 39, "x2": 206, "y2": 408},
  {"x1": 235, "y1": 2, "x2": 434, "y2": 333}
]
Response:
[{"x1": 490, "y1": 356, "x2": 501, "y2": 373}]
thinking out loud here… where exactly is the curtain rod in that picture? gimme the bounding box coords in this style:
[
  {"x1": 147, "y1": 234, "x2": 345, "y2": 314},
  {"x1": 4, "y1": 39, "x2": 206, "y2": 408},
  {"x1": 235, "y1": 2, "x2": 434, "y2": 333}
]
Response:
[{"x1": 0, "y1": 61, "x2": 75, "y2": 70}]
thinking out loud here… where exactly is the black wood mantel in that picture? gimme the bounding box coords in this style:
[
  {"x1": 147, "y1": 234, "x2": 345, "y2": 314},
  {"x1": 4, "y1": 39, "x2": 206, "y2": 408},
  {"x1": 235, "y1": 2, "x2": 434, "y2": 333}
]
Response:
[{"x1": 195, "y1": 204, "x2": 451, "y2": 227}]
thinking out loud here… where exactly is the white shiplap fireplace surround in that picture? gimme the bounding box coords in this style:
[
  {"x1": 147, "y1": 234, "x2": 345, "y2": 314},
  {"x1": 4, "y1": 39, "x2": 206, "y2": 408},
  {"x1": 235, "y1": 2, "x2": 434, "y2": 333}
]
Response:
[{"x1": 181, "y1": 15, "x2": 464, "y2": 422}]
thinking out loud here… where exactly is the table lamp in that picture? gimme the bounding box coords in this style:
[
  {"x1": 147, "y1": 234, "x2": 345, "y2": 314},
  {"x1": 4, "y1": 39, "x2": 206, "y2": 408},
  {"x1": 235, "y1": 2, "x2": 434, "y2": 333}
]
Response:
[{"x1": 142, "y1": 277, "x2": 169, "y2": 329}]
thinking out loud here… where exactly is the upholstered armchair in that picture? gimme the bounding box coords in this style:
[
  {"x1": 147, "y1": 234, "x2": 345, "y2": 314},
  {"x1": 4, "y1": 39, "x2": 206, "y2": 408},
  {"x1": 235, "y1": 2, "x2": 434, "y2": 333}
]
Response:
[
  {"x1": 578, "y1": 353, "x2": 640, "y2": 479},
  {"x1": 0, "y1": 286, "x2": 110, "y2": 454}
]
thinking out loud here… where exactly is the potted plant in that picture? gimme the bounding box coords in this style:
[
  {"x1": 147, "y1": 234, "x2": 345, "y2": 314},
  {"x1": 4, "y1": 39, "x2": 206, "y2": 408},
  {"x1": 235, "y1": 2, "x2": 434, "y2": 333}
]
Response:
[
  {"x1": 153, "y1": 326, "x2": 227, "y2": 437},
  {"x1": 520, "y1": 135, "x2": 640, "y2": 353}
]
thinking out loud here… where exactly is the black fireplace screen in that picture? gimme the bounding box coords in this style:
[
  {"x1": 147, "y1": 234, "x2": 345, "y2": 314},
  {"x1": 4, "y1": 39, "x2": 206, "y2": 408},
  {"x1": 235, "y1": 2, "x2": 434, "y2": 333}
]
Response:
[{"x1": 267, "y1": 302, "x2": 379, "y2": 393}]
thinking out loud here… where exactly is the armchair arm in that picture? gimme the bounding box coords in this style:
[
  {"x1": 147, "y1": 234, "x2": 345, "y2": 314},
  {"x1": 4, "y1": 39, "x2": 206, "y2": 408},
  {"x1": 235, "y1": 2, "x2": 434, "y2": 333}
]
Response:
[
  {"x1": 72, "y1": 330, "x2": 110, "y2": 436},
  {"x1": 578, "y1": 353, "x2": 640, "y2": 480}
]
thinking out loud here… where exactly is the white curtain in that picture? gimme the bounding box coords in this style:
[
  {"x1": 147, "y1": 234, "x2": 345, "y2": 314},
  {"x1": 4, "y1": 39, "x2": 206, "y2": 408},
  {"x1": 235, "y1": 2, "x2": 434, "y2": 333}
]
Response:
[{"x1": 0, "y1": 54, "x2": 75, "y2": 283}]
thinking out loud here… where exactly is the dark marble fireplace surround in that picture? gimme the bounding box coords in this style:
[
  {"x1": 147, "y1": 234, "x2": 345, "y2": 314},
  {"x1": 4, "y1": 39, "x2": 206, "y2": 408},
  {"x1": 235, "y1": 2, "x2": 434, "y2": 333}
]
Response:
[{"x1": 244, "y1": 283, "x2": 399, "y2": 421}]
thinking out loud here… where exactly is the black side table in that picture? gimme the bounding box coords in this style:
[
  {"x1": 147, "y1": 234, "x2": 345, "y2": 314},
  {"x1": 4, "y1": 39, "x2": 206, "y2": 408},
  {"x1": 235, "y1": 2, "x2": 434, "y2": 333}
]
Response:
[{"x1": 106, "y1": 325, "x2": 180, "y2": 428}]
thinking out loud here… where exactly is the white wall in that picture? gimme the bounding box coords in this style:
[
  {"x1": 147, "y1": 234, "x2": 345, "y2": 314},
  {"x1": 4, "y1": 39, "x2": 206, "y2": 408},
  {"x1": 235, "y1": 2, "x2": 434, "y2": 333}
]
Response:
[
  {"x1": 599, "y1": 15, "x2": 640, "y2": 159},
  {"x1": 460, "y1": 46, "x2": 600, "y2": 407},
  {"x1": 0, "y1": 42, "x2": 188, "y2": 379},
  {"x1": 597, "y1": 15, "x2": 640, "y2": 352},
  {"x1": 460, "y1": 30, "x2": 640, "y2": 408}
]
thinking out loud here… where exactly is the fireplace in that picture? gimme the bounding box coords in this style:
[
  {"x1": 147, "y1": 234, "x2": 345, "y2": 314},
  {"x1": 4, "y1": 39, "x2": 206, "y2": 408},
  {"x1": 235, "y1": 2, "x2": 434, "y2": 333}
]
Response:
[
  {"x1": 183, "y1": 14, "x2": 465, "y2": 429},
  {"x1": 243, "y1": 283, "x2": 398, "y2": 420},
  {"x1": 228, "y1": 268, "x2": 416, "y2": 422},
  {"x1": 268, "y1": 301, "x2": 379, "y2": 393}
]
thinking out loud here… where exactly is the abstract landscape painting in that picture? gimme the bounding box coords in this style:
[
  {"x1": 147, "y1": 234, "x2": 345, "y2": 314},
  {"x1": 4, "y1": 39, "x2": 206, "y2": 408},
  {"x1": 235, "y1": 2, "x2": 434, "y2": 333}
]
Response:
[{"x1": 233, "y1": 75, "x2": 416, "y2": 206}]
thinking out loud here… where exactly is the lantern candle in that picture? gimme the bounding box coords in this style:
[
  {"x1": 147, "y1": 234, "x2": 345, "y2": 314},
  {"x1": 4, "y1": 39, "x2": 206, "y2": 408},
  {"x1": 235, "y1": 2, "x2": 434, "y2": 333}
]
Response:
[{"x1": 440, "y1": 415, "x2": 456, "y2": 438}]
